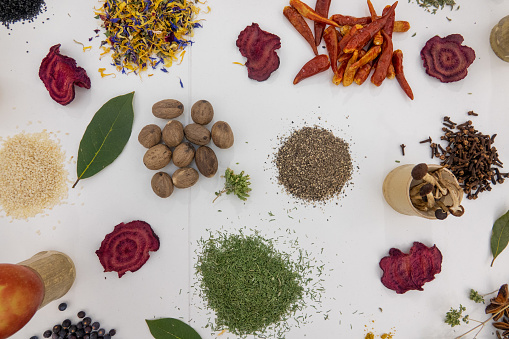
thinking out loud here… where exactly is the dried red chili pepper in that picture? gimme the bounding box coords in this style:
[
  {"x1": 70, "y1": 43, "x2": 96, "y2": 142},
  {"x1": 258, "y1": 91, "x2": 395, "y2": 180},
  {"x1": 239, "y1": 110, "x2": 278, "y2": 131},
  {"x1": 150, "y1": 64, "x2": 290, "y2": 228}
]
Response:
[
  {"x1": 343, "y1": 1, "x2": 397, "y2": 54},
  {"x1": 393, "y1": 49, "x2": 414, "y2": 100},
  {"x1": 354, "y1": 62, "x2": 372, "y2": 85},
  {"x1": 330, "y1": 14, "x2": 370, "y2": 26},
  {"x1": 367, "y1": 0, "x2": 383, "y2": 46},
  {"x1": 334, "y1": 57, "x2": 349, "y2": 84},
  {"x1": 371, "y1": 30, "x2": 393, "y2": 86},
  {"x1": 343, "y1": 50, "x2": 360, "y2": 86},
  {"x1": 293, "y1": 54, "x2": 330, "y2": 84},
  {"x1": 314, "y1": 0, "x2": 332, "y2": 46},
  {"x1": 284, "y1": 6, "x2": 318, "y2": 55},
  {"x1": 387, "y1": 62, "x2": 396, "y2": 79},
  {"x1": 323, "y1": 26, "x2": 340, "y2": 80},
  {"x1": 289, "y1": 0, "x2": 339, "y2": 27},
  {"x1": 338, "y1": 24, "x2": 362, "y2": 57},
  {"x1": 350, "y1": 45, "x2": 381, "y2": 69},
  {"x1": 394, "y1": 20, "x2": 410, "y2": 32},
  {"x1": 382, "y1": 4, "x2": 396, "y2": 37}
]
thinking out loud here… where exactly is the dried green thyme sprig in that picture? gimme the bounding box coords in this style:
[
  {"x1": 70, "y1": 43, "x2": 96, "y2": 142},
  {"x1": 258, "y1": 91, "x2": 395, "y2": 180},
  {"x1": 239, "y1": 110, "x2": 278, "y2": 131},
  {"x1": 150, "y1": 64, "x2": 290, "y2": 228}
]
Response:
[
  {"x1": 445, "y1": 304, "x2": 469, "y2": 327},
  {"x1": 213, "y1": 168, "x2": 251, "y2": 202},
  {"x1": 470, "y1": 289, "x2": 485, "y2": 304}
]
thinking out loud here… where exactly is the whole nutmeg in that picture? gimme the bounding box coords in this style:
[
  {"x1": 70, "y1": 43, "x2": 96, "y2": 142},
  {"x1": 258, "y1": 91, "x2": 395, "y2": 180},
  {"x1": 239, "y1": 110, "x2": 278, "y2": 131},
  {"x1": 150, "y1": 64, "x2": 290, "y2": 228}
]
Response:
[
  {"x1": 143, "y1": 144, "x2": 172, "y2": 170},
  {"x1": 151, "y1": 172, "x2": 174, "y2": 198},
  {"x1": 162, "y1": 120, "x2": 184, "y2": 147},
  {"x1": 191, "y1": 100, "x2": 214, "y2": 125},
  {"x1": 211, "y1": 121, "x2": 234, "y2": 149},
  {"x1": 172, "y1": 167, "x2": 199, "y2": 189},
  {"x1": 195, "y1": 146, "x2": 218, "y2": 178},
  {"x1": 138, "y1": 124, "x2": 161, "y2": 148},
  {"x1": 152, "y1": 99, "x2": 184, "y2": 119},
  {"x1": 173, "y1": 142, "x2": 195, "y2": 168},
  {"x1": 184, "y1": 124, "x2": 211, "y2": 146}
]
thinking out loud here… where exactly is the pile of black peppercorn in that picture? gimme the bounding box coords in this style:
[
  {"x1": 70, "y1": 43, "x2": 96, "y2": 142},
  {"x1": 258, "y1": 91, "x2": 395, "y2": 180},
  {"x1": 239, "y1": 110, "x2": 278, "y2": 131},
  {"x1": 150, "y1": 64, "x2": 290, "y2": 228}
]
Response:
[
  {"x1": 0, "y1": 0, "x2": 46, "y2": 28},
  {"x1": 30, "y1": 303, "x2": 116, "y2": 339}
]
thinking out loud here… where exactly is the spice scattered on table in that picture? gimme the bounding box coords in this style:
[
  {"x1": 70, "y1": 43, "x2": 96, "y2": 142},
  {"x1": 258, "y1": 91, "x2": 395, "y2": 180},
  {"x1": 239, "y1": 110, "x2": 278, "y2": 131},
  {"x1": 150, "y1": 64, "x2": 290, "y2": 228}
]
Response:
[
  {"x1": 0, "y1": 131, "x2": 68, "y2": 219},
  {"x1": 196, "y1": 230, "x2": 319, "y2": 337},
  {"x1": 0, "y1": 0, "x2": 47, "y2": 28},
  {"x1": 429, "y1": 117, "x2": 506, "y2": 200},
  {"x1": 421, "y1": 34, "x2": 475, "y2": 83},
  {"x1": 275, "y1": 126, "x2": 352, "y2": 203},
  {"x1": 39, "y1": 44, "x2": 91, "y2": 106},
  {"x1": 95, "y1": 0, "x2": 204, "y2": 74},
  {"x1": 236, "y1": 23, "x2": 281, "y2": 81},
  {"x1": 379, "y1": 242, "x2": 442, "y2": 294},
  {"x1": 96, "y1": 220, "x2": 160, "y2": 278},
  {"x1": 410, "y1": 0, "x2": 458, "y2": 14}
]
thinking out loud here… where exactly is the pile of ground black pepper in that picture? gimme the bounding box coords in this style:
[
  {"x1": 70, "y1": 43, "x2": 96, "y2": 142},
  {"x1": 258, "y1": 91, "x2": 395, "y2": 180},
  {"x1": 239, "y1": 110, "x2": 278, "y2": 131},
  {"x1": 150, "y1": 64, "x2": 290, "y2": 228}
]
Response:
[
  {"x1": 275, "y1": 126, "x2": 353, "y2": 202},
  {"x1": 0, "y1": 0, "x2": 46, "y2": 28}
]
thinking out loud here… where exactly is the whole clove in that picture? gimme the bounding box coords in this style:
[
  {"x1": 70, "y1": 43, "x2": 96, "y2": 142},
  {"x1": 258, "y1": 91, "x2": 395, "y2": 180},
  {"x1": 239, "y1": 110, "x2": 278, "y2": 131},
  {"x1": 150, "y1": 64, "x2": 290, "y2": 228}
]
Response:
[
  {"x1": 429, "y1": 116, "x2": 506, "y2": 199},
  {"x1": 400, "y1": 144, "x2": 406, "y2": 156}
]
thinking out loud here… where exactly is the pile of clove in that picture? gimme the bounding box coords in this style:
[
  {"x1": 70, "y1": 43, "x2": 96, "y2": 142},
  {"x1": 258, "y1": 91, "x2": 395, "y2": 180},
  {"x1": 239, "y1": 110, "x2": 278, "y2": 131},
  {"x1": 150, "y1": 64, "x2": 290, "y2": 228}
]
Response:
[
  {"x1": 423, "y1": 115, "x2": 507, "y2": 200},
  {"x1": 409, "y1": 163, "x2": 464, "y2": 220}
]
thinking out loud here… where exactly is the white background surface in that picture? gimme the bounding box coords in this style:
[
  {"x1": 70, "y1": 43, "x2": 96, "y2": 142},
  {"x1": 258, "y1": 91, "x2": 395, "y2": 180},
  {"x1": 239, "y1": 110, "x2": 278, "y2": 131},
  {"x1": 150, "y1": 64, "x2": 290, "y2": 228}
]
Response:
[{"x1": 2, "y1": 0, "x2": 509, "y2": 338}]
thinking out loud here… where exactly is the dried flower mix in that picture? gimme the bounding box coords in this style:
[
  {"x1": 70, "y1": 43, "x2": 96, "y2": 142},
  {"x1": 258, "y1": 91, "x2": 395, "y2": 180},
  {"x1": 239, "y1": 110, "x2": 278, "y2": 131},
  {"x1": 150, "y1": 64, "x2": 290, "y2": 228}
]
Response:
[
  {"x1": 420, "y1": 34, "x2": 475, "y2": 83},
  {"x1": 39, "y1": 44, "x2": 91, "y2": 105},
  {"x1": 379, "y1": 242, "x2": 442, "y2": 294},
  {"x1": 236, "y1": 23, "x2": 281, "y2": 81},
  {"x1": 95, "y1": 0, "x2": 204, "y2": 74},
  {"x1": 0, "y1": 131, "x2": 68, "y2": 220},
  {"x1": 96, "y1": 220, "x2": 160, "y2": 278}
]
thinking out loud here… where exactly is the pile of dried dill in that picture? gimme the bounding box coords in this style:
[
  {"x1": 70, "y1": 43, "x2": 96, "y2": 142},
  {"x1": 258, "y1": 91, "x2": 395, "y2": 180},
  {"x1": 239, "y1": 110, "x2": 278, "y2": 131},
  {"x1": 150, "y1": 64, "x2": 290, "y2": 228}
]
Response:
[
  {"x1": 275, "y1": 126, "x2": 353, "y2": 203},
  {"x1": 195, "y1": 231, "x2": 311, "y2": 337},
  {"x1": 95, "y1": 0, "x2": 204, "y2": 74},
  {"x1": 412, "y1": 0, "x2": 458, "y2": 14}
]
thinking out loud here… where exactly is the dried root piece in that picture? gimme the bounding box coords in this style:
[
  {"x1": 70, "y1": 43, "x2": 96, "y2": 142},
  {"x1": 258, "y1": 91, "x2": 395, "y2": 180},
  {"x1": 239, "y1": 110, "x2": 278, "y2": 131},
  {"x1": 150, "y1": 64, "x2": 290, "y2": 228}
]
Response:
[
  {"x1": 236, "y1": 23, "x2": 281, "y2": 81},
  {"x1": 420, "y1": 34, "x2": 475, "y2": 83},
  {"x1": 39, "y1": 44, "x2": 91, "y2": 105},
  {"x1": 379, "y1": 242, "x2": 442, "y2": 294},
  {"x1": 96, "y1": 220, "x2": 160, "y2": 278}
]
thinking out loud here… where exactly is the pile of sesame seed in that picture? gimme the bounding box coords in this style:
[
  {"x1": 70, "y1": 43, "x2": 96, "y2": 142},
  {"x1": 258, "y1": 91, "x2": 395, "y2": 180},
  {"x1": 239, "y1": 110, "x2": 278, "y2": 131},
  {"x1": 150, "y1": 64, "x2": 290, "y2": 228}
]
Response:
[
  {"x1": 275, "y1": 126, "x2": 353, "y2": 203},
  {"x1": 0, "y1": 0, "x2": 46, "y2": 28},
  {"x1": 0, "y1": 131, "x2": 68, "y2": 219}
]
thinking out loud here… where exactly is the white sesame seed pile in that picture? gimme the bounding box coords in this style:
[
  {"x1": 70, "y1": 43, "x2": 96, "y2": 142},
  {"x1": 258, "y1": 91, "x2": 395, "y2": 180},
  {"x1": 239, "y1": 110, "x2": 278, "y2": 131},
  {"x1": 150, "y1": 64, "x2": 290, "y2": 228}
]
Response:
[{"x1": 0, "y1": 131, "x2": 68, "y2": 219}]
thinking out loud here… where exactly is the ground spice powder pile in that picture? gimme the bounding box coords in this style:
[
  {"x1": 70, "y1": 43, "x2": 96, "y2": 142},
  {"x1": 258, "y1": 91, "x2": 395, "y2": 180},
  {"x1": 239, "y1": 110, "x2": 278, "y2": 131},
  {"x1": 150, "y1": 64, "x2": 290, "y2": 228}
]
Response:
[
  {"x1": 0, "y1": 131, "x2": 68, "y2": 219},
  {"x1": 275, "y1": 126, "x2": 353, "y2": 202},
  {"x1": 196, "y1": 231, "x2": 307, "y2": 337},
  {"x1": 0, "y1": 0, "x2": 47, "y2": 28}
]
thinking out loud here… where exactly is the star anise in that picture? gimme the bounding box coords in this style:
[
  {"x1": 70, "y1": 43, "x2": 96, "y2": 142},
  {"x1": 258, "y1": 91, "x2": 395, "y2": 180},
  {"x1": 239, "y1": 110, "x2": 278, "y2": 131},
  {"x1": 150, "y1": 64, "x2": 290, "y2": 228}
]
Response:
[
  {"x1": 487, "y1": 284, "x2": 509, "y2": 321},
  {"x1": 494, "y1": 317, "x2": 509, "y2": 338}
]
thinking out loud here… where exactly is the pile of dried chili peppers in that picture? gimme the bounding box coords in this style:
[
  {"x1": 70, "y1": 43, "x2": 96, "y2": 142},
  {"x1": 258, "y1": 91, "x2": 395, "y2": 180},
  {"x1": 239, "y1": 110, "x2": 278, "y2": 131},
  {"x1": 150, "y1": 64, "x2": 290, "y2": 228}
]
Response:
[
  {"x1": 284, "y1": 0, "x2": 414, "y2": 100},
  {"x1": 95, "y1": 0, "x2": 205, "y2": 75}
]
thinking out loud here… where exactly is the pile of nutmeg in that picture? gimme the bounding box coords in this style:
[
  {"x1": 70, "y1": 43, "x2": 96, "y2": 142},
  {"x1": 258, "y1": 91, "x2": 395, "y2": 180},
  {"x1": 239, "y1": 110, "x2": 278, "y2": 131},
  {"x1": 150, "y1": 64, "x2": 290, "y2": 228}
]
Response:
[
  {"x1": 409, "y1": 163, "x2": 465, "y2": 220},
  {"x1": 138, "y1": 99, "x2": 234, "y2": 198}
]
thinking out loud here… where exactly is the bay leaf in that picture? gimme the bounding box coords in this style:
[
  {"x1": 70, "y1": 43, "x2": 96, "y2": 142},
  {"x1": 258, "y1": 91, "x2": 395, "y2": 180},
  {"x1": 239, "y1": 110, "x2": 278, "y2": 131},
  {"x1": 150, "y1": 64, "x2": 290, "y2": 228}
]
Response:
[
  {"x1": 491, "y1": 209, "x2": 509, "y2": 266},
  {"x1": 146, "y1": 318, "x2": 202, "y2": 339},
  {"x1": 73, "y1": 92, "x2": 134, "y2": 188}
]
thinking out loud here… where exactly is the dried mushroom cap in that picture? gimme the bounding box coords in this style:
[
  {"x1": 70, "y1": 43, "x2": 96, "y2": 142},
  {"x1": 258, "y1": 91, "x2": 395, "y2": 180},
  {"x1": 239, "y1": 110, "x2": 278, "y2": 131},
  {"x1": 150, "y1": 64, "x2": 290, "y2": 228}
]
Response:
[
  {"x1": 419, "y1": 183, "x2": 434, "y2": 196},
  {"x1": 411, "y1": 163, "x2": 429, "y2": 180},
  {"x1": 449, "y1": 205, "x2": 465, "y2": 217},
  {"x1": 434, "y1": 208, "x2": 448, "y2": 220}
]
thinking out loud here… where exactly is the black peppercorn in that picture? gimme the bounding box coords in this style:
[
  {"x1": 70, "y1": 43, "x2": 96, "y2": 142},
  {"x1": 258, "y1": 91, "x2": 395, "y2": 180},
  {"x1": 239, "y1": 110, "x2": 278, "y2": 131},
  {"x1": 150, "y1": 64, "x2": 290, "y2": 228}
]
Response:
[
  {"x1": 77, "y1": 311, "x2": 86, "y2": 319},
  {"x1": 62, "y1": 319, "x2": 71, "y2": 329},
  {"x1": 108, "y1": 329, "x2": 116, "y2": 336},
  {"x1": 52, "y1": 325, "x2": 61, "y2": 333},
  {"x1": 83, "y1": 317, "x2": 91, "y2": 326},
  {"x1": 43, "y1": 330, "x2": 52, "y2": 338},
  {"x1": 58, "y1": 303, "x2": 67, "y2": 311},
  {"x1": 91, "y1": 322, "x2": 100, "y2": 331}
]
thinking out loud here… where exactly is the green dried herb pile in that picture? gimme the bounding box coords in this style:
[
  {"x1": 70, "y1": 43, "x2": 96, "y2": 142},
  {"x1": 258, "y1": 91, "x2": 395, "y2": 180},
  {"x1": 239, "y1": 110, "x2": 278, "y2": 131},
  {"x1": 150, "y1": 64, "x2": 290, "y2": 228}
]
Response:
[
  {"x1": 412, "y1": 0, "x2": 458, "y2": 14},
  {"x1": 195, "y1": 231, "x2": 310, "y2": 337}
]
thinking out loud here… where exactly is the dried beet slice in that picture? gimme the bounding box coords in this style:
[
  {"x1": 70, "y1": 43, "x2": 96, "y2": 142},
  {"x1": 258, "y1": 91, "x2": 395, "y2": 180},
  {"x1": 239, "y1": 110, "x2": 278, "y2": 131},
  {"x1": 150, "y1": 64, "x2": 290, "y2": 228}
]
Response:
[
  {"x1": 420, "y1": 34, "x2": 475, "y2": 83},
  {"x1": 39, "y1": 44, "x2": 91, "y2": 105},
  {"x1": 379, "y1": 242, "x2": 442, "y2": 294},
  {"x1": 236, "y1": 23, "x2": 281, "y2": 81},
  {"x1": 96, "y1": 220, "x2": 160, "y2": 278}
]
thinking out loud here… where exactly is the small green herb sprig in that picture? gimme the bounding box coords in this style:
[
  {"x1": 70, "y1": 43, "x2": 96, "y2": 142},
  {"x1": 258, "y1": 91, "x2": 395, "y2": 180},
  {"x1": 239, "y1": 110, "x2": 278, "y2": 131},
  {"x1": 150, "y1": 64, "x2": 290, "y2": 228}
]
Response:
[
  {"x1": 469, "y1": 289, "x2": 485, "y2": 304},
  {"x1": 445, "y1": 304, "x2": 469, "y2": 327},
  {"x1": 213, "y1": 168, "x2": 251, "y2": 203}
]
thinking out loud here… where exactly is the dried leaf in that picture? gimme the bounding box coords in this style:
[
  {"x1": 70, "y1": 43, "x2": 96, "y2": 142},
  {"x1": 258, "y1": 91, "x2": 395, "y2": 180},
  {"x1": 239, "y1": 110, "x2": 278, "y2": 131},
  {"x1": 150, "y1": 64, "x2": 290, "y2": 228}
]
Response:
[
  {"x1": 491, "y1": 211, "x2": 509, "y2": 266},
  {"x1": 73, "y1": 92, "x2": 134, "y2": 187},
  {"x1": 146, "y1": 318, "x2": 202, "y2": 339}
]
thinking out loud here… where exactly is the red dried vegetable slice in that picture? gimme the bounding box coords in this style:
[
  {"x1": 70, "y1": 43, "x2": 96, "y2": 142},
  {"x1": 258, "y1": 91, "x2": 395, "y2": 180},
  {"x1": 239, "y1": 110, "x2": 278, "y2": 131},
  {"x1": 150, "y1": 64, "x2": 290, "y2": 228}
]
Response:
[
  {"x1": 236, "y1": 23, "x2": 281, "y2": 81},
  {"x1": 379, "y1": 242, "x2": 442, "y2": 294},
  {"x1": 96, "y1": 220, "x2": 160, "y2": 278},
  {"x1": 39, "y1": 44, "x2": 91, "y2": 105},
  {"x1": 420, "y1": 34, "x2": 475, "y2": 83}
]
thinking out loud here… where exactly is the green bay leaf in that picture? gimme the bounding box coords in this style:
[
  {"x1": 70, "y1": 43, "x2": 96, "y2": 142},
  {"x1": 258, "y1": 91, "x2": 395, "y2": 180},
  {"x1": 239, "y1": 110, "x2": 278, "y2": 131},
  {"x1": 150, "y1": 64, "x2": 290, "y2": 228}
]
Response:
[
  {"x1": 145, "y1": 318, "x2": 202, "y2": 339},
  {"x1": 491, "y1": 209, "x2": 509, "y2": 266},
  {"x1": 73, "y1": 92, "x2": 134, "y2": 187}
]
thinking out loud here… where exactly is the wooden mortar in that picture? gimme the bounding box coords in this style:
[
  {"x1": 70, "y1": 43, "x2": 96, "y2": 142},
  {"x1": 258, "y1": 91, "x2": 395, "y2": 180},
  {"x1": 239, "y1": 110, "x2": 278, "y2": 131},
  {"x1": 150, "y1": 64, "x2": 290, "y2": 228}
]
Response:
[{"x1": 18, "y1": 251, "x2": 76, "y2": 308}]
